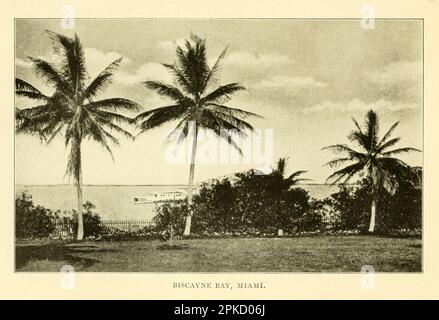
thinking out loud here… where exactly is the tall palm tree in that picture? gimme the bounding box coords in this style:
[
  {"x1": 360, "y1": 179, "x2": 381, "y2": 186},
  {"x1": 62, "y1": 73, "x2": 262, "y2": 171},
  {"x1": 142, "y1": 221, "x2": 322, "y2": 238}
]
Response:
[
  {"x1": 323, "y1": 110, "x2": 420, "y2": 232},
  {"x1": 133, "y1": 34, "x2": 261, "y2": 236},
  {"x1": 15, "y1": 31, "x2": 140, "y2": 240}
]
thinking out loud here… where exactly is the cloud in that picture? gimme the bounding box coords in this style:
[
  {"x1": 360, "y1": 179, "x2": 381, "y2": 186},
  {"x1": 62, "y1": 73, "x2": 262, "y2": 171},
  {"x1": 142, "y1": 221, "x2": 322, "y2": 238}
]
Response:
[
  {"x1": 83, "y1": 47, "x2": 172, "y2": 85},
  {"x1": 84, "y1": 47, "x2": 129, "y2": 78},
  {"x1": 113, "y1": 63, "x2": 173, "y2": 85},
  {"x1": 156, "y1": 38, "x2": 187, "y2": 52},
  {"x1": 364, "y1": 60, "x2": 422, "y2": 101},
  {"x1": 365, "y1": 60, "x2": 421, "y2": 85},
  {"x1": 303, "y1": 98, "x2": 419, "y2": 114},
  {"x1": 224, "y1": 50, "x2": 293, "y2": 68},
  {"x1": 15, "y1": 57, "x2": 33, "y2": 68},
  {"x1": 252, "y1": 75, "x2": 327, "y2": 90}
]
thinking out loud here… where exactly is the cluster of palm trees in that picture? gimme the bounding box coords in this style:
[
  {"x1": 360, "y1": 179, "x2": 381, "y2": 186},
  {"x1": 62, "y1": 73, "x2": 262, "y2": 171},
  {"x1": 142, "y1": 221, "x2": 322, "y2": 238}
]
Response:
[{"x1": 15, "y1": 31, "x2": 420, "y2": 240}]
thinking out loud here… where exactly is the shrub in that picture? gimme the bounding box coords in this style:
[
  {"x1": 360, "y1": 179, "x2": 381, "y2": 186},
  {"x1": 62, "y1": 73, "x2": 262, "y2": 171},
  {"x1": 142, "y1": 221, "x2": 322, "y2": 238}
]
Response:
[
  {"x1": 69, "y1": 201, "x2": 104, "y2": 238},
  {"x1": 152, "y1": 201, "x2": 187, "y2": 237},
  {"x1": 328, "y1": 178, "x2": 422, "y2": 235},
  {"x1": 99, "y1": 225, "x2": 167, "y2": 241},
  {"x1": 192, "y1": 179, "x2": 239, "y2": 233},
  {"x1": 16, "y1": 192, "x2": 57, "y2": 240}
]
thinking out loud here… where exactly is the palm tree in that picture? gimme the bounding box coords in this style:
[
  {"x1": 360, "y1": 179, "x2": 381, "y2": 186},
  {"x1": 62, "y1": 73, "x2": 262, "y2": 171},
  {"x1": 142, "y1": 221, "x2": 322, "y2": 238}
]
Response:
[
  {"x1": 15, "y1": 31, "x2": 140, "y2": 240},
  {"x1": 272, "y1": 157, "x2": 310, "y2": 189},
  {"x1": 271, "y1": 157, "x2": 310, "y2": 236},
  {"x1": 133, "y1": 34, "x2": 261, "y2": 236},
  {"x1": 323, "y1": 110, "x2": 420, "y2": 233}
]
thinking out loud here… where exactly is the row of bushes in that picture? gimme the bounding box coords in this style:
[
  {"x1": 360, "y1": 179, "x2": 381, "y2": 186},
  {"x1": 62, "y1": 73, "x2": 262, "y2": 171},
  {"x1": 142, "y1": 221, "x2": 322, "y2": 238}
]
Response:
[
  {"x1": 16, "y1": 192, "x2": 171, "y2": 241},
  {"x1": 153, "y1": 171, "x2": 422, "y2": 237}
]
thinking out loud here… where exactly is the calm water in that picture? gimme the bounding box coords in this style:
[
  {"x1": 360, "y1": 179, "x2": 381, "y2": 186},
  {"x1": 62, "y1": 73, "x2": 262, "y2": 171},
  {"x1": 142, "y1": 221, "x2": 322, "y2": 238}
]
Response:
[{"x1": 15, "y1": 184, "x2": 339, "y2": 220}]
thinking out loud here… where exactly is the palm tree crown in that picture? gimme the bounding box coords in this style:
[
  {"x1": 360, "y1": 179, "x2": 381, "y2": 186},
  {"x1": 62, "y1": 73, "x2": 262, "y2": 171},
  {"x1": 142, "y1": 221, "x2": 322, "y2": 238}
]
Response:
[
  {"x1": 16, "y1": 32, "x2": 140, "y2": 177},
  {"x1": 323, "y1": 110, "x2": 420, "y2": 192},
  {"x1": 133, "y1": 34, "x2": 261, "y2": 147}
]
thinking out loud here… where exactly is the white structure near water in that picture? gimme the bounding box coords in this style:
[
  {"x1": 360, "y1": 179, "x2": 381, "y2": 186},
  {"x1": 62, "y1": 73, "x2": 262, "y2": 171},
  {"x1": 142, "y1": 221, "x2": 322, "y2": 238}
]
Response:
[{"x1": 133, "y1": 191, "x2": 186, "y2": 204}]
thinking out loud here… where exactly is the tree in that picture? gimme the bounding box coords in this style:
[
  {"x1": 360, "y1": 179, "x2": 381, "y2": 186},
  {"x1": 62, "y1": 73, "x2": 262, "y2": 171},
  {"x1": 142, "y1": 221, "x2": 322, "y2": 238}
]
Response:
[
  {"x1": 270, "y1": 157, "x2": 310, "y2": 235},
  {"x1": 133, "y1": 34, "x2": 261, "y2": 236},
  {"x1": 233, "y1": 158, "x2": 310, "y2": 235},
  {"x1": 323, "y1": 110, "x2": 420, "y2": 232},
  {"x1": 15, "y1": 31, "x2": 140, "y2": 240}
]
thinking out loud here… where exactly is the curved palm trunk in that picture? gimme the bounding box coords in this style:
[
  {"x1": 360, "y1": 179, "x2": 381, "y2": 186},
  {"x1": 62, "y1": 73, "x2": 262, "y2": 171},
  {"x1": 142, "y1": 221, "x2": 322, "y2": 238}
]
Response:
[
  {"x1": 368, "y1": 198, "x2": 376, "y2": 233},
  {"x1": 183, "y1": 125, "x2": 198, "y2": 236}
]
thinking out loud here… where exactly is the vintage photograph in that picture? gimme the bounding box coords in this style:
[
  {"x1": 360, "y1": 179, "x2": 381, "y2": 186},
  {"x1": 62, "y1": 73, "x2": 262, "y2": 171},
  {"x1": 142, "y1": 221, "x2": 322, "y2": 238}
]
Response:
[{"x1": 15, "y1": 18, "x2": 423, "y2": 272}]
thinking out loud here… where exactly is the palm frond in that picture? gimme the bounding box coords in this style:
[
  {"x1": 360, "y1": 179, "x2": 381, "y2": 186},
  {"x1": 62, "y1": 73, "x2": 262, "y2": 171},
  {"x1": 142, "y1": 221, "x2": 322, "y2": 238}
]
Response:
[
  {"x1": 324, "y1": 157, "x2": 353, "y2": 168},
  {"x1": 82, "y1": 57, "x2": 123, "y2": 101},
  {"x1": 204, "y1": 109, "x2": 255, "y2": 133},
  {"x1": 15, "y1": 78, "x2": 49, "y2": 101},
  {"x1": 377, "y1": 121, "x2": 399, "y2": 148},
  {"x1": 28, "y1": 57, "x2": 69, "y2": 93},
  {"x1": 174, "y1": 35, "x2": 209, "y2": 95},
  {"x1": 85, "y1": 98, "x2": 141, "y2": 112},
  {"x1": 204, "y1": 47, "x2": 228, "y2": 88},
  {"x1": 275, "y1": 158, "x2": 287, "y2": 176},
  {"x1": 202, "y1": 83, "x2": 245, "y2": 104},
  {"x1": 326, "y1": 162, "x2": 365, "y2": 185},
  {"x1": 91, "y1": 109, "x2": 133, "y2": 125},
  {"x1": 322, "y1": 144, "x2": 367, "y2": 161},
  {"x1": 365, "y1": 109, "x2": 379, "y2": 150},
  {"x1": 90, "y1": 112, "x2": 135, "y2": 141},
  {"x1": 198, "y1": 110, "x2": 248, "y2": 139},
  {"x1": 380, "y1": 147, "x2": 421, "y2": 157},
  {"x1": 205, "y1": 103, "x2": 262, "y2": 119},
  {"x1": 376, "y1": 137, "x2": 401, "y2": 153},
  {"x1": 47, "y1": 31, "x2": 87, "y2": 93},
  {"x1": 348, "y1": 130, "x2": 369, "y2": 150},
  {"x1": 144, "y1": 81, "x2": 188, "y2": 102},
  {"x1": 136, "y1": 105, "x2": 188, "y2": 131}
]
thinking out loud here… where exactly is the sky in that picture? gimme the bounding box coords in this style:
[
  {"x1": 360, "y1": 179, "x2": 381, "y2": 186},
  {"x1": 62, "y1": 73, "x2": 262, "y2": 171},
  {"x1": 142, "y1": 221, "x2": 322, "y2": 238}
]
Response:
[{"x1": 15, "y1": 19, "x2": 423, "y2": 185}]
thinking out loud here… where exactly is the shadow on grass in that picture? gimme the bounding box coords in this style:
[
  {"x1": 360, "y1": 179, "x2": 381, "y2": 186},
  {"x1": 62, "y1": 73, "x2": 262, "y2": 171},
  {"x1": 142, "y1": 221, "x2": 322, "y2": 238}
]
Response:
[
  {"x1": 16, "y1": 243, "x2": 120, "y2": 270},
  {"x1": 156, "y1": 244, "x2": 190, "y2": 251}
]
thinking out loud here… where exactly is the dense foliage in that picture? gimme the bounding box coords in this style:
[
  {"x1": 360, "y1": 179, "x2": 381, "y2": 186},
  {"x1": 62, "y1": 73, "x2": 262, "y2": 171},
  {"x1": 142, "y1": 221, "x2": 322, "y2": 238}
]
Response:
[
  {"x1": 154, "y1": 173, "x2": 422, "y2": 238},
  {"x1": 16, "y1": 193, "x2": 104, "y2": 240},
  {"x1": 16, "y1": 192, "x2": 57, "y2": 239}
]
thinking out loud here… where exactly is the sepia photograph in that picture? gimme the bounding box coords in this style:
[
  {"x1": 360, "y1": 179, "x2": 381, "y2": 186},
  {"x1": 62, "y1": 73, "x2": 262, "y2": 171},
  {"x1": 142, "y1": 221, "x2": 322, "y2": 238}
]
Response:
[{"x1": 14, "y1": 18, "x2": 423, "y2": 273}]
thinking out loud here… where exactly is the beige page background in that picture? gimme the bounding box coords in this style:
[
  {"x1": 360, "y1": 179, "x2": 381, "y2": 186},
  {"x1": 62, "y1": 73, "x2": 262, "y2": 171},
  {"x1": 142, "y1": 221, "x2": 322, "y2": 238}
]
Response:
[{"x1": 0, "y1": 0, "x2": 438, "y2": 299}]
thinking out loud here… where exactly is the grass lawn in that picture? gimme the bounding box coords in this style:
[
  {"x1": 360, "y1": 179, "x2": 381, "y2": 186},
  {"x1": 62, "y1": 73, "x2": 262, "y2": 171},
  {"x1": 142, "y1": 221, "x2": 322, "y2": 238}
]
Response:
[{"x1": 15, "y1": 236, "x2": 422, "y2": 272}]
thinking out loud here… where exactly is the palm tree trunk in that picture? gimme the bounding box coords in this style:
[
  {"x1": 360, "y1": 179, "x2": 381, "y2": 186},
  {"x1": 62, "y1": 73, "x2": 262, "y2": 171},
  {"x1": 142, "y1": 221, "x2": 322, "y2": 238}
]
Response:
[
  {"x1": 183, "y1": 124, "x2": 198, "y2": 236},
  {"x1": 75, "y1": 139, "x2": 84, "y2": 241},
  {"x1": 76, "y1": 168, "x2": 84, "y2": 240},
  {"x1": 368, "y1": 198, "x2": 376, "y2": 233}
]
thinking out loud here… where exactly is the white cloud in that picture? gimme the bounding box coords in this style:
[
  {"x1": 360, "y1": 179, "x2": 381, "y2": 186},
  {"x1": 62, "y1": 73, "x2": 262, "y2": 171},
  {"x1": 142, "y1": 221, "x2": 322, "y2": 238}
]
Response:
[
  {"x1": 15, "y1": 57, "x2": 33, "y2": 68},
  {"x1": 224, "y1": 50, "x2": 293, "y2": 68},
  {"x1": 364, "y1": 60, "x2": 422, "y2": 86},
  {"x1": 252, "y1": 75, "x2": 327, "y2": 90},
  {"x1": 364, "y1": 60, "x2": 422, "y2": 101},
  {"x1": 83, "y1": 47, "x2": 172, "y2": 85},
  {"x1": 303, "y1": 98, "x2": 419, "y2": 114},
  {"x1": 156, "y1": 38, "x2": 187, "y2": 52},
  {"x1": 113, "y1": 63, "x2": 173, "y2": 85},
  {"x1": 84, "y1": 47, "x2": 129, "y2": 79}
]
